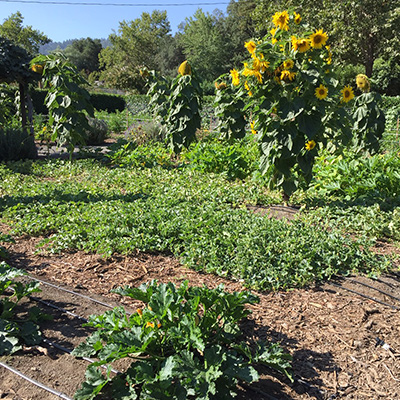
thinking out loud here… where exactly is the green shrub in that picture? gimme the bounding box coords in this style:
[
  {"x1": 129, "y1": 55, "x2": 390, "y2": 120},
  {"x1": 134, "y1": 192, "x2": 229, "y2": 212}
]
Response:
[
  {"x1": 84, "y1": 117, "x2": 108, "y2": 145},
  {"x1": 0, "y1": 127, "x2": 37, "y2": 161},
  {"x1": 90, "y1": 92, "x2": 126, "y2": 112},
  {"x1": 372, "y1": 57, "x2": 400, "y2": 96},
  {"x1": 126, "y1": 120, "x2": 165, "y2": 145}
]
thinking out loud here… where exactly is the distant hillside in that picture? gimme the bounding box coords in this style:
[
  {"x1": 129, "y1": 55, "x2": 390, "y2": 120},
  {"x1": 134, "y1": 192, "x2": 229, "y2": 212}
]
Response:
[{"x1": 40, "y1": 38, "x2": 111, "y2": 54}]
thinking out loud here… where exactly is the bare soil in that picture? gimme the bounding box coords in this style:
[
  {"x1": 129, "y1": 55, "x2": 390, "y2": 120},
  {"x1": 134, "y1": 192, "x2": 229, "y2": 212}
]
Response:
[{"x1": 1, "y1": 223, "x2": 400, "y2": 400}]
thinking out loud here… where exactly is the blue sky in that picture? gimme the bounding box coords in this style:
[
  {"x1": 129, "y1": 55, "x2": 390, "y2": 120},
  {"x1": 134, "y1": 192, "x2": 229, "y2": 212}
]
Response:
[{"x1": 1, "y1": 0, "x2": 230, "y2": 42}]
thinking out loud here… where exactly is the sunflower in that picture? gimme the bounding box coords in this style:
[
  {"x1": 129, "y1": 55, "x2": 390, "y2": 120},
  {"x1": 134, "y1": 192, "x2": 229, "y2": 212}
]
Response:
[
  {"x1": 356, "y1": 74, "x2": 370, "y2": 92},
  {"x1": 272, "y1": 10, "x2": 290, "y2": 31},
  {"x1": 294, "y1": 12, "x2": 302, "y2": 24},
  {"x1": 291, "y1": 36, "x2": 310, "y2": 53},
  {"x1": 230, "y1": 69, "x2": 240, "y2": 86},
  {"x1": 253, "y1": 55, "x2": 270, "y2": 73},
  {"x1": 244, "y1": 81, "x2": 252, "y2": 96},
  {"x1": 244, "y1": 40, "x2": 257, "y2": 55},
  {"x1": 280, "y1": 70, "x2": 296, "y2": 82},
  {"x1": 178, "y1": 60, "x2": 192, "y2": 76},
  {"x1": 305, "y1": 140, "x2": 316, "y2": 151},
  {"x1": 310, "y1": 29, "x2": 328, "y2": 49},
  {"x1": 215, "y1": 81, "x2": 227, "y2": 90},
  {"x1": 250, "y1": 121, "x2": 257, "y2": 135},
  {"x1": 315, "y1": 84, "x2": 328, "y2": 100},
  {"x1": 341, "y1": 85, "x2": 355, "y2": 102},
  {"x1": 325, "y1": 46, "x2": 332, "y2": 65},
  {"x1": 283, "y1": 59, "x2": 294, "y2": 70}
]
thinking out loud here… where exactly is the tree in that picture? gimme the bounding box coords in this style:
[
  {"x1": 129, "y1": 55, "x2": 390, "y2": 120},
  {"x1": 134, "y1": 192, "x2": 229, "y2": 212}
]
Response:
[
  {"x1": 153, "y1": 35, "x2": 185, "y2": 78},
  {"x1": 0, "y1": 11, "x2": 50, "y2": 55},
  {"x1": 178, "y1": 9, "x2": 233, "y2": 83},
  {"x1": 63, "y1": 38, "x2": 103, "y2": 74},
  {"x1": 252, "y1": 0, "x2": 400, "y2": 77},
  {"x1": 224, "y1": 0, "x2": 259, "y2": 68},
  {"x1": 98, "y1": 10, "x2": 171, "y2": 91}
]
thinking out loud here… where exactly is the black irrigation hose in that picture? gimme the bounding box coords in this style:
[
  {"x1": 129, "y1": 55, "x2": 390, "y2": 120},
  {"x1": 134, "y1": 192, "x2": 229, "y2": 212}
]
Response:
[
  {"x1": 347, "y1": 278, "x2": 400, "y2": 303},
  {"x1": 329, "y1": 282, "x2": 400, "y2": 310},
  {"x1": 0, "y1": 361, "x2": 73, "y2": 400},
  {"x1": 29, "y1": 295, "x2": 89, "y2": 323},
  {"x1": 42, "y1": 338, "x2": 121, "y2": 375},
  {"x1": 26, "y1": 275, "x2": 120, "y2": 310}
]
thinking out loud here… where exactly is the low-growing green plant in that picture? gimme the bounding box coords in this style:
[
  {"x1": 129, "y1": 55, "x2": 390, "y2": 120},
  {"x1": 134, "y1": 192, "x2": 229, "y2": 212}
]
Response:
[
  {"x1": 106, "y1": 139, "x2": 174, "y2": 169},
  {"x1": 304, "y1": 150, "x2": 400, "y2": 204},
  {"x1": 0, "y1": 234, "x2": 14, "y2": 260},
  {"x1": 182, "y1": 137, "x2": 258, "y2": 180},
  {"x1": 0, "y1": 159, "x2": 389, "y2": 290},
  {"x1": 0, "y1": 262, "x2": 43, "y2": 355},
  {"x1": 73, "y1": 281, "x2": 292, "y2": 399},
  {"x1": 95, "y1": 110, "x2": 127, "y2": 135}
]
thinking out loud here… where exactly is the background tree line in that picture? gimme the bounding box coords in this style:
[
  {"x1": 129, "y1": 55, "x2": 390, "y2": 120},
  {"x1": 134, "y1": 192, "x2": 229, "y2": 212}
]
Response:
[{"x1": 1, "y1": 0, "x2": 399, "y2": 95}]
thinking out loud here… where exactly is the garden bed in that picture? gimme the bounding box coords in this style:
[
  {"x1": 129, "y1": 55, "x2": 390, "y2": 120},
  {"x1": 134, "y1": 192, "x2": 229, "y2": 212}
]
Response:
[{"x1": 1, "y1": 229, "x2": 400, "y2": 399}]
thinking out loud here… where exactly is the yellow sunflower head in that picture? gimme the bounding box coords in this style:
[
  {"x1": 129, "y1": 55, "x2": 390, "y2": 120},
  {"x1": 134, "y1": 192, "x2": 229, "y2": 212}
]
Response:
[
  {"x1": 305, "y1": 140, "x2": 316, "y2": 151},
  {"x1": 356, "y1": 74, "x2": 370, "y2": 92},
  {"x1": 291, "y1": 36, "x2": 310, "y2": 53},
  {"x1": 230, "y1": 69, "x2": 240, "y2": 86},
  {"x1": 294, "y1": 12, "x2": 302, "y2": 24},
  {"x1": 341, "y1": 85, "x2": 355, "y2": 103},
  {"x1": 244, "y1": 40, "x2": 257, "y2": 55},
  {"x1": 280, "y1": 69, "x2": 296, "y2": 82},
  {"x1": 178, "y1": 60, "x2": 192, "y2": 76},
  {"x1": 244, "y1": 81, "x2": 252, "y2": 96},
  {"x1": 272, "y1": 10, "x2": 290, "y2": 31},
  {"x1": 315, "y1": 84, "x2": 328, "y2": 100},
  {"x1": 310, "y1": 29, "x2": 328, "y2": 49},
  {"x1": 250, "y1": 121, "x2": 257, "y2": 135},
  {"x1": 215, "y1": 81, "x2": 227, "y2": 90},
  {"x1": 283, "y1": 59, "x2": 294, "y2": 70}
]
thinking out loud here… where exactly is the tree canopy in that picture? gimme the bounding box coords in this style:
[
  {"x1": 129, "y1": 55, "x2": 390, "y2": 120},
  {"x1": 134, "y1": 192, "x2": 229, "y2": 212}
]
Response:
[
  {"x1": 63, "y1": 37, "x2": 102, "y2": 74},
  {"x1": 252, "y1": 0, "x2": 400, "y2": 77},
  {"x1": 0, "y1": 11, "x2": 50, "y2": 55},
  {"x1": 98, "y1": 10, "x2": 171, "y2": 91}
]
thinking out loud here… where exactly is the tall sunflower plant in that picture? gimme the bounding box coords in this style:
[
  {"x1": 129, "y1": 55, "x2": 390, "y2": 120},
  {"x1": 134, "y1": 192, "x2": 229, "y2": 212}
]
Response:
[{"x1": 230, "y1": 10, "x2": 358, "y2": 199}]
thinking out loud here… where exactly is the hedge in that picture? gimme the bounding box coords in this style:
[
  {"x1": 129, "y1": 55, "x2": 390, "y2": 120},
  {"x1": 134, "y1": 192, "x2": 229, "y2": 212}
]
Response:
[{"x1": 30, "y1": 89, "x2": 126, "y2": 114}]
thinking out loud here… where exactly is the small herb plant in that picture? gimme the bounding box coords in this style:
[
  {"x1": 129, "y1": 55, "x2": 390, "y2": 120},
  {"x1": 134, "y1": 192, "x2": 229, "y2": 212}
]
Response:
[
  {"x1": 0, "y1": 262, "x2": 43, "y2": 355},
  {"x1": 73, "y1": 281, "x2": 292, "y2": 399}
]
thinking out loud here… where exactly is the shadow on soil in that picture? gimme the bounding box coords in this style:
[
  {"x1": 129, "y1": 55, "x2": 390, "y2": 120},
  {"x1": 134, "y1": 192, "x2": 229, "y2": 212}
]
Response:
[{"x1": 239, "y1": 318, "x2": 337, "y2": 399}]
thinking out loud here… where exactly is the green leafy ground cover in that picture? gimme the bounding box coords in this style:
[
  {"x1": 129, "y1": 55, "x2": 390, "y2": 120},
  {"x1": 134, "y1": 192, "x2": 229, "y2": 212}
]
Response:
[{"x1": 0, "y1": 148, "x2": 394, "y2": 291}]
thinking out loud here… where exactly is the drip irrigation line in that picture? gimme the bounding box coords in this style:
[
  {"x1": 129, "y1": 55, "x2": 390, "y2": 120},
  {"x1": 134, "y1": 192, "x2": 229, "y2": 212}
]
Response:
[
  {"x1": 329, "y1": 282, "x2": 399, "y2": 310},
  {"x1": 347, "y1": 278, "x2": 400, "y2": 303},
  {"x1": 42, "y1": 338, "x2": 121, "y2": 375},
  {"x1": 26, "y1": 274, "x2": 120, "y2": 310},
  {"x1": 29, "y1": 295, "x2": 89, "y2": 322},
  {"x1": 0, "y1": 361, "x2": 73, "y2": 400}
]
